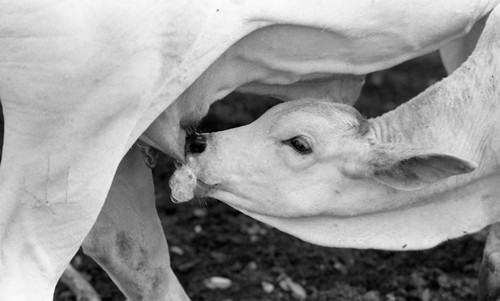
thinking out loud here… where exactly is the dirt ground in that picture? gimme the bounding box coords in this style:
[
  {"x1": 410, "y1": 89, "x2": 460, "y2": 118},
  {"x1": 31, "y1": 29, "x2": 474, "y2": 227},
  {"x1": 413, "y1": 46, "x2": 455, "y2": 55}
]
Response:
[{"x1": 5, "y1": 51, "x2": 487, "y2": 300}]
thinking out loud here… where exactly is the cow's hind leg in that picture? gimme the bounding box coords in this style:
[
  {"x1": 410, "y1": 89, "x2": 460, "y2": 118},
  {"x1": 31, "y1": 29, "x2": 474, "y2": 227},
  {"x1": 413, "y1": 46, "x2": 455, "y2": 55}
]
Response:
[
  {"x1": 82, "y1": 145, "x2": 189, "y2": 301},
  {"x1": 479, "y1": 223, "x2": 500, "y2": 301},
  {"x1": 0, "y1": 111, "x2": 128, "y2": 300}
]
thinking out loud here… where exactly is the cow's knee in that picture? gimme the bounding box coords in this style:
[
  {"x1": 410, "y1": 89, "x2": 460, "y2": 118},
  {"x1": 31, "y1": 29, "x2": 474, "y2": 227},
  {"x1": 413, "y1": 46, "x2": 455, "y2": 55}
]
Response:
[{"x1": 82, "y1": 229, "x2": 175, "y2": 300}]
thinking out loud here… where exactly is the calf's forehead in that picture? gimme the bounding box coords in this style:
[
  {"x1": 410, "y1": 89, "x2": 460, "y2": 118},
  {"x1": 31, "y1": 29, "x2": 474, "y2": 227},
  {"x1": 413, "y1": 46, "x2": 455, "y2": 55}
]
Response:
[{"x1": 262, "y1": 101, "x2": 367, "y2": 136}]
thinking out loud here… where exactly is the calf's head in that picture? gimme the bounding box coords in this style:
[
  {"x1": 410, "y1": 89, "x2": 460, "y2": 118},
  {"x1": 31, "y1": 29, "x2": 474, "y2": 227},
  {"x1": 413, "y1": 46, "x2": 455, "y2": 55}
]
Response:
[
  {"x1": 170, "y1": 99, "x2": 477, "y2": 247},
  {"x1": 172, "y1": 99, "x2": 476, "y2": 216}
]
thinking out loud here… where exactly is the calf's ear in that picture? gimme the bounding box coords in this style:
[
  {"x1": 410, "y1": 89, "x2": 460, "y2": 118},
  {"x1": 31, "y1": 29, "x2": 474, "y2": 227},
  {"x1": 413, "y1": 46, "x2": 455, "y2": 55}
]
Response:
[{"x1": 369, "y1": 147, "x2": 477, "y2": 190}]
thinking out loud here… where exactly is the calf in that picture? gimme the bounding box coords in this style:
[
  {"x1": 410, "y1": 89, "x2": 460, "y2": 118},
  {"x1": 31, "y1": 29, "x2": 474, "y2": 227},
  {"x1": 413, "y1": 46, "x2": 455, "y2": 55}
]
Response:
[{"x1": 172, "y1": 5, "x2": 500, "y2": 300}]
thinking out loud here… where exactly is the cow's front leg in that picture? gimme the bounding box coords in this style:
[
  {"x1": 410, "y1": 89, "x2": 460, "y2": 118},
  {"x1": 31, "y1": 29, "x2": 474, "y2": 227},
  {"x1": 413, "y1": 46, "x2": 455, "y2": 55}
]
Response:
[
  {"x1": 82, "y1": 145, "x2": 189, "y2": 301},
  {"x1": 479, "y1": 223, "x2": 500, "y2": 301}
]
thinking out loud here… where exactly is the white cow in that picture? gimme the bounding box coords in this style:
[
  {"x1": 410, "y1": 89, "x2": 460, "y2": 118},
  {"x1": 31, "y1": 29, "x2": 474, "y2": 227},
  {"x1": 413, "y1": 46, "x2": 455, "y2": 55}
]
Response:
[
  {"x1": 0, "y1": 0, "x2": 498, "y2": 300},
  {"x1": 172, "y1": 6, "x2": 500, "y2": 300}
]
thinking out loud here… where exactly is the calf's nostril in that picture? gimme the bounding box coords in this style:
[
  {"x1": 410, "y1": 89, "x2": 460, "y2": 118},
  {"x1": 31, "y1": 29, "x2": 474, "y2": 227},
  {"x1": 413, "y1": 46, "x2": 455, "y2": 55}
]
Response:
[{"x1": 186, "y1": 133, "x2": 207, "y2": 154}]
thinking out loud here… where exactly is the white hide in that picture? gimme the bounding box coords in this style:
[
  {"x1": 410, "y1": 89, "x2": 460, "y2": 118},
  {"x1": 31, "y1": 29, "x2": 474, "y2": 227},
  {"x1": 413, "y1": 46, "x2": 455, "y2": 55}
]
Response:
[{"x1": 0, "y1": 0, "x2": 498, "y2": 300}]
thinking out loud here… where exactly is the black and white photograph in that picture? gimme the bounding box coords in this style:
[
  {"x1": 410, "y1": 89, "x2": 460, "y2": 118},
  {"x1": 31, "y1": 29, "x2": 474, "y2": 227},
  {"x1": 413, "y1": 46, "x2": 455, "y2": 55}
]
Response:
[{"x1": 0, "y1": 1, "x2": 499, "y2": 300}]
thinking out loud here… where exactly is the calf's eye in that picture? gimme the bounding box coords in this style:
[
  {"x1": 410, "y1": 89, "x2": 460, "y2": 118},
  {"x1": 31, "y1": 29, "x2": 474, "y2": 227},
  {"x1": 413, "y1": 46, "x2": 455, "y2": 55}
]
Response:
[{"x1": 284, "y1": 136, "x2": 312, "y2": 155}]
